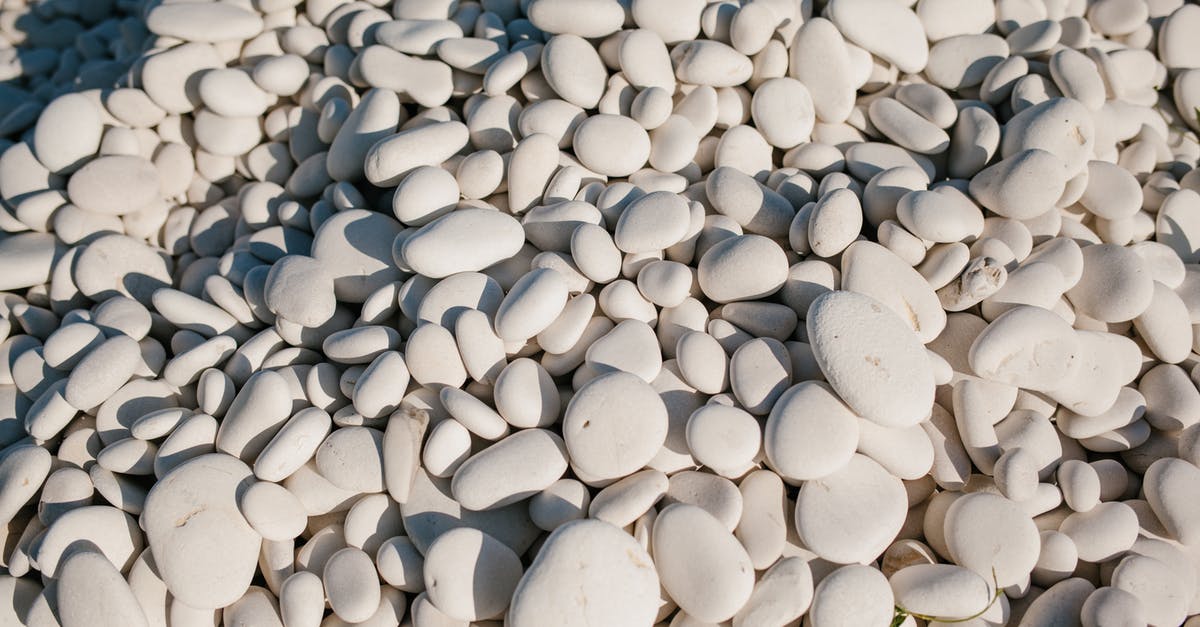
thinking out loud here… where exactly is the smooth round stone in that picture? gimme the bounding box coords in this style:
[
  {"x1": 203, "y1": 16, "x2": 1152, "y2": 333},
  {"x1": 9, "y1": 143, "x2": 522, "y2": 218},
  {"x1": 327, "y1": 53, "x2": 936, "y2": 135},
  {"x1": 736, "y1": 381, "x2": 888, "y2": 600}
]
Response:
[
  {"x1": 451, "y1": 429, "x2": 568, "y2": 511},
  {"x1": 733, "y1": 556, "x2": 814, "y2": 626},
  {"x1": 675, "y1": 331, "x2": 728, "y2": 394},
  {"x1": 587, "y1": 469, "x2": 668, "y2": 528},
  {"x1": 1081, "y1": 587, "x2": 1146, "y2": 627},
  {"x1": 403, "y1": 208, "x2": 526, "y2": 279},
  {"x1": 809, "y1": 564, "x2": 895, "y2": 627},
  {"x1": 146, "y1": 2, "x2": 263, "y2": 42},
  {"x1": 1066, "y1": 243, "x2": 1155, "y2": 322},
  {"x1": 673, "y1": 40, "x2": 754, "y2": 87},
  {"x1": 944, "y1": 492, "x2": 1040, "y2": 588},
  {"x1": 141, "y1": 42, "x2": 224, "y2": 114},
  {"x1": 794, "y1": 454, "x2": 907, "y2": 564},
  {"x1": 697, "y1": 235, "x2": 789, "y2": 303},
  {"x1": 198, "y1": 68, "x2": 271, "y2": 118},
  {"x1": 613, "y1": 191, "x2": 691, "y2": 254},
  {"x1": 365, "y1": 121, "x2": 469, "y2": 187},
  {"x1": 968, "y1": 149, "x2": 1067, "y2": 220},
  {"x1": 585, "y1": 319, "x2": 662, "y2": 382},
  {"x1": 1059, "y1": 502, "x2": 1139, "y2": 563},
  {"x1": 925, "y1": 34, "x2": 1009, "y2": 89},
  {"x1": 316, "y1": 426, "x2": 385, "y2": 493},
  {"x1": 494, "y1": 267, "x2": 570, "y2": 342},
  {"x1": 238, "y1": 481, "x2": 307, "y2": 541},
  {"x1": 1000, "y1": 98, "x2": 1095, "y2": 177},
  {"x1": 528, "y1": 478, "x2": 590, "y2": 531},
  {"x1": 806, "y1": 290, "x2": 935, "y2": 428},
  {"x1": 686, "y1": 404, "x2": 760, "y2": 477},
  {"x1": 827, "y1": 0, "x2": 928, "y2": 73},
  {"x1": 492, "y1": 358, "x2": 558, "y2": 428},
  {"x1": 889, "y1": 564, "x2": 992, "y2": 620},
  {"x1": 527, "y1": 0, "x2": 625, "y2": 38},
  {"x1": 1159, "y1": 3, "x2": 1200, "y2": 70},
  {"x1": 142, "y1": 454, "x2": 261, "y2": 610},
  {"x1": 706, "y1": 166, "x2": 796, "y2": 238},
  {"x1": 789, "y1": 18, "x2": 855, "y2": 124},
  {"x1": 729, "y1": 338, "x2": 792, "y2": 415},
  {"x1": 1112, "y1": 554, "x2": 1188, "y2": 627},
  {"x1": 1144, "y1": 457, "x2": 1200, "y2": 546},
  {"x1": 765, "y1": 381, "x2": 860, "y2": 482},
  {"x1": 573, "y1": 114, "x2": 651, "y2": 177},
  {"x1": 869, "y1": 98, "x2": 950, "y2": 154},
  {"x1": 74, "y1": 233, "x2": 173, "y2": 304},
  {"x1": 33, "y1": 93, "x2": 102, "y2": 173},
  {"x1": 67, "y1": 155, "x2": 160, "y2": 216},
  {"x1": 808, "y1": 188, "x2": 864, "y2": 257},
  {"x1": 311, "y1": 209, "x2": 404, "y2": 303},
  {"x1": 0, "y1": 444, "x2": 51, "y2": 527},
  {"x1": 424, "y1": 527, "x2": 522, "y2": 621},
  {"x1": 840, "y1": 240, "x2": 946, "y2": 344},
  {"x1": 1021, "y1": 579, "x2": 1095, "y2": 626},
  {"x1": 57, "y1": 546, "x2": 150, "y2": 627},
  {"x1": 968, "y1": 305, "x2": 1080, "y2": 392},
  {"x1": 563, "y1": 371, "x2": 668, "y2": 481},
  {"x1": 508, "y1": 519, "x2": 660, "y2": 627},
  {"x1": 541, "y1": 34, "x2": 607, "y2": 109},
  {"x1": 324, "y1": 548, "x2": 381, "y2": 624},
  {"x1": 663, "y1": 471, "x2": 743, "y2": 531},
  {"x1": 375, "y1": 536, "x2": 424, "y2": 592},
  {"x1": 751, "y1": 78, "x2": 815, "y2": 149},
  {"x1": 653, "y1": 504, "x2": 754, "y2": 623},
  {"x1": 64, "y1": 335, "x2": 139, "y2": 411},
  {"x1": 0, "y1": 232, "x2": 61, "y2": 291},
  {"x1": 264, "y1": 255, "x2": 336, "y2": 327}
]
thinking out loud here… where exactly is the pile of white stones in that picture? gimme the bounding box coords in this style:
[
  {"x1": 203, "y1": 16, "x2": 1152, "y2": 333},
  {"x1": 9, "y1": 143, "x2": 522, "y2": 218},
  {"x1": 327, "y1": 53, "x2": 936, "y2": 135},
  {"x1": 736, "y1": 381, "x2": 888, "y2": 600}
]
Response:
[{"x1": 1, "y1": 0, "x2": 1200, "y2": 625}]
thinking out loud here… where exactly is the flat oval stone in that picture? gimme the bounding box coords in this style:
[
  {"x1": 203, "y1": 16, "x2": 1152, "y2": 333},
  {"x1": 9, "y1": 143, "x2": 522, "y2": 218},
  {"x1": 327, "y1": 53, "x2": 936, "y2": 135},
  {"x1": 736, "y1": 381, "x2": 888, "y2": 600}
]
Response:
[
  {"x1": 794, "y1": 454, "x2": 907, "y2": 564},
  {"x1": 146, "y1": 2, "x2": 263, "y2": 42},
  {"x1": 403, "y1": 208, "x2": 526, "y2": 279},
  {"x1": 765, "y1": 381, "x2": 860, "y2": 482},
  {"x1": 653, "y1": 503, "x2": 754, "y2": 623},
  {"x1": 451, "y1": 429, "x2": 568, "y2": 511},
  {"x1": 806, "y1": 290, "x2": 935, "y2": 428},
  {"x1": 563, "y1": 371, "x2": 668, "y2": 481},
  {"x1": 527, "y1": 0, "x2": 625, "y2": 38},
  {"x1": 889, "y1": 564, "x2": 992, "y2": 620},
  {"x1": 508, "y1": 519, "x2": 660, "y2": 627},
  {"x1": 424, "y1": 527, "x2": 523, "y2": 621},
  {"x1": 74, "y1": 234, "x2": 173, "y2": 304},
  {"x1": 67, "y1": 155, "x2": 160, "y2": 216},
  {"x1": 312, "y1": 209, "x2": 404, "y2": 303},
  {"x1": 142, "y1": 454, "x2": 261, "y2": 610}
]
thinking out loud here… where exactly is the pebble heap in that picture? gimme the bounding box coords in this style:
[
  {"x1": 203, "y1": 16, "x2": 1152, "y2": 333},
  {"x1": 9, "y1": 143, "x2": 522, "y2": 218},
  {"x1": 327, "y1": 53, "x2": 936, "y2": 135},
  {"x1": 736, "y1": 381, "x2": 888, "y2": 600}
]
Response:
[{"x1": 0, "y1": 0, "x2": 1198, "y2": 626}]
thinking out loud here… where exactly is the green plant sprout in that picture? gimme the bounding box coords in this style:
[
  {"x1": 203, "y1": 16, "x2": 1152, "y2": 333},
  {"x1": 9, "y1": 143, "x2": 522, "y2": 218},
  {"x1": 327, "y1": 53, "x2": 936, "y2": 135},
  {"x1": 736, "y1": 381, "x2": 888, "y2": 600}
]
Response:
[{"x1": 890, "y1": 568, "x2": 1001, "y2": 627}]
